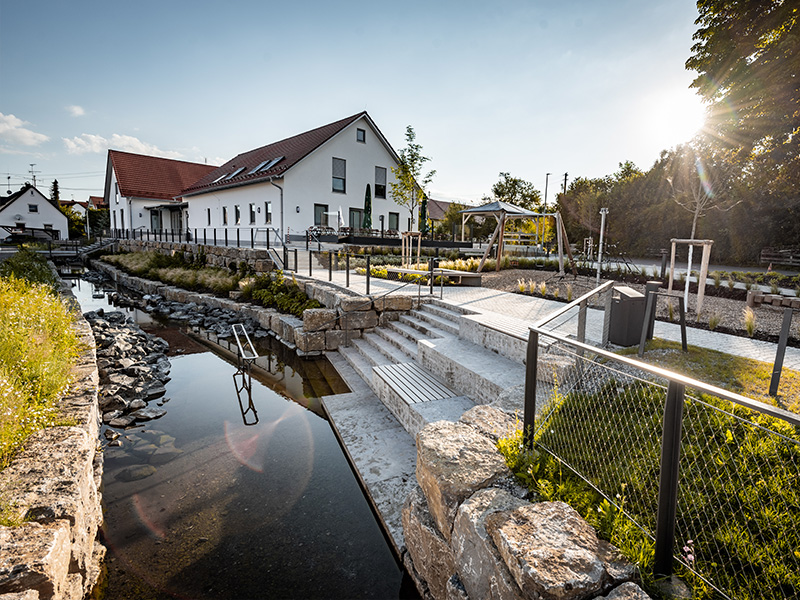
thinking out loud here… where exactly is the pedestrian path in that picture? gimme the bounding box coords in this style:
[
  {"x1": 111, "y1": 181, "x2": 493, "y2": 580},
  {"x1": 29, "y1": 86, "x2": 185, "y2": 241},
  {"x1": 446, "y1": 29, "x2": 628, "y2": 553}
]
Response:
[{"x1": 297, "y1": 262, "x2": 800, "y2": 371}]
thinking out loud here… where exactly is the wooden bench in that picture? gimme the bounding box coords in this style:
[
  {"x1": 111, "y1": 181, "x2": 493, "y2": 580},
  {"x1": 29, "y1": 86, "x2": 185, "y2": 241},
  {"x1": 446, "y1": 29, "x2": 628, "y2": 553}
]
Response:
[
  {"x1": 385, "y1": 267, "x2": 482, "y2": 287},
  {"x1": 373, "y1": 362, "x2": 458, "y2": 405}
]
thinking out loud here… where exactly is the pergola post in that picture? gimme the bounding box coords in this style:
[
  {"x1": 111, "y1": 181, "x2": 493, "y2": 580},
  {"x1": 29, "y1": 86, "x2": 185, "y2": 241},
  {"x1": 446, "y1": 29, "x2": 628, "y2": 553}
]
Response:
[{"x1": 697, "y1": 242, "x2": 713, "y2": 316}]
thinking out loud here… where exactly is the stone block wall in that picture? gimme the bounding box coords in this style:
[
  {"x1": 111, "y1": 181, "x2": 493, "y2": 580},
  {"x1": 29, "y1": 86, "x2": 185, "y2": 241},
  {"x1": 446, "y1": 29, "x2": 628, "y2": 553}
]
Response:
[
  {"x1": 91, "y1": 261, "x2": 414, "y2": 356},
  {"x1": 0, "y1": 281, "x2": 105, "y2": 600},
  {"x1": 403, "y1": 406, "x2": 651, "y2": 600},
  {"x1": 116, "y1": 239, "x2": 274, "y2": 273}
]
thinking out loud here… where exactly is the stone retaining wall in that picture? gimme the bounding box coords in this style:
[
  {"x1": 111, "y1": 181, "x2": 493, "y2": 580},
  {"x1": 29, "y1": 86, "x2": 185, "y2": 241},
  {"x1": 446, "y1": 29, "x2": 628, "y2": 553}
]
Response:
[
  {"x1": 0, "y1": 278, "x2": 104, "y2": 600},
  {"x1": 116, "y1": 239, "x2": 274, "y2": 273},
  {"x1": 403, "y1": 406, "x2": 651, "y2": 600},
  {"x1": 91, "y1": 261, "x2": 417, "y2": 356}
]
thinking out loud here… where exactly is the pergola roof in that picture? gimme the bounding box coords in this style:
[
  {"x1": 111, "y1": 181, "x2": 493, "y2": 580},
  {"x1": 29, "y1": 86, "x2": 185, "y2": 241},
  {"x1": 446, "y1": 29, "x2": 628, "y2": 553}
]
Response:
[{"x1": 459, "y1": 200, "x2": 538, "y2": 218}]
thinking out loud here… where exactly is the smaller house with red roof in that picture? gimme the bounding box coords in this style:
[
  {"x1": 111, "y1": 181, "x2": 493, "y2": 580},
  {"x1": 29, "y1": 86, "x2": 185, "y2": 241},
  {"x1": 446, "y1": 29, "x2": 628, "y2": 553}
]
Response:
[{"x1": 103, "y1": 150, "x2": 216, "y2": 234}]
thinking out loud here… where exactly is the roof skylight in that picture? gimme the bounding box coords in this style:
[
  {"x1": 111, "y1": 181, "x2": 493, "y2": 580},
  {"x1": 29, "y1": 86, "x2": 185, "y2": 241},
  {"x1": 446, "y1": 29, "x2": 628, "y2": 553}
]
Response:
[
  {"x1": 249, "y1": 156, "x2": 284, "y2": 175},
  {"x1": 224, "y1": 167, "x2": 246, "y2": 181}
]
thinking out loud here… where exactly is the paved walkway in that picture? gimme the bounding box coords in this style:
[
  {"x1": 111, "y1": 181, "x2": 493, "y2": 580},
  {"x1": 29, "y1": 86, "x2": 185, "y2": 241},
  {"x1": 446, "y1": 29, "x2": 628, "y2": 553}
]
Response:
[{"x1": 296, "y1": 261, "x2": 800, "y2": 372}]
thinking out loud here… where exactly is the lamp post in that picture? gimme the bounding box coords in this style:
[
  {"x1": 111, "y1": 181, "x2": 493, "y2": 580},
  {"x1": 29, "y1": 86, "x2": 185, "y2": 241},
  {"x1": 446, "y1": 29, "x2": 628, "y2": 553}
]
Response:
[
  {"x1": 544, "y1": 173, "x2": 551, "y2": 211},
  {"x1": 596, "y1": 207, "x2": 609, "y2": 285}
]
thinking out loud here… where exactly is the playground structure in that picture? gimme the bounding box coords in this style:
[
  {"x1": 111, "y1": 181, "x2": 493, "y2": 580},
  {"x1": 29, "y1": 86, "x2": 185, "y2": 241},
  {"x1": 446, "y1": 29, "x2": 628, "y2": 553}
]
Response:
[{"x1": 459, "y1": 201, "x2": 575, "y2": 274}]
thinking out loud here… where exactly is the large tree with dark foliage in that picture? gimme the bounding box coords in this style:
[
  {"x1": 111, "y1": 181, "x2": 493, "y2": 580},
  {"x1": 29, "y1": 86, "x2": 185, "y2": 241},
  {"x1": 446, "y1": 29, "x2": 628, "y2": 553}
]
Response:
[{"x1": 686, "y1": 0, "x2": 800, "y2": 182}]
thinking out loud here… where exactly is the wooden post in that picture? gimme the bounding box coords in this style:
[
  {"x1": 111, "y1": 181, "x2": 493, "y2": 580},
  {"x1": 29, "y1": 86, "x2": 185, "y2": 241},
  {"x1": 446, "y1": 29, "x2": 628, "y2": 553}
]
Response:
[
  {"x1": 668, "y1": 240, "x2": 677, "y2": 294},
  {"x1": 696, "y1": 242, "x2": 713, "y2": 317},
  {"x1": 496, "y1": 213, "x2": 506, "y2": 271}
]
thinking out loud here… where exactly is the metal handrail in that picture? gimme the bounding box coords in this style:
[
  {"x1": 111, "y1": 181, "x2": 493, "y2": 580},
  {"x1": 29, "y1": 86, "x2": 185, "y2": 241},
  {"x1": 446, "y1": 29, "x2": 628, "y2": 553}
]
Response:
[{"x1": 231, "y1": 323, "x2": 259, "y2": 363}]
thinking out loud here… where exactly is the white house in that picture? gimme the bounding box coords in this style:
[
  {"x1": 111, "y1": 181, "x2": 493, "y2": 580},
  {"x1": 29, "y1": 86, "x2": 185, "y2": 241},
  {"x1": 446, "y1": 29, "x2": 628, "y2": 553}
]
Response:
[
  {"x1": 0, "y1": 184, "x2": 68, "y2": 241},
  {"x1": 102, "y1": 150, "x2": 217, "y2": 235},
  {"x1": 181, "y1": 111, "x2": 406, "y2": 240}
]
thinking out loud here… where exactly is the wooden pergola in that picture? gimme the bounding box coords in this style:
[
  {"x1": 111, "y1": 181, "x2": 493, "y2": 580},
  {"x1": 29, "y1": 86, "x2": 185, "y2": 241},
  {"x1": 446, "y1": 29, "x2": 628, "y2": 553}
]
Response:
[{"x1": 460, "y1": 201, "x2": 571, "y2": 273}]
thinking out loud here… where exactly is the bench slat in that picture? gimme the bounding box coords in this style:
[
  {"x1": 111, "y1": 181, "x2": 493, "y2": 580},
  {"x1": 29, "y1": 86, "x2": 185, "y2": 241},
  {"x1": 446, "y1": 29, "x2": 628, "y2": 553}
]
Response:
[{"x1": 374, "y1": 362, "x2": 457, "y2": 404}]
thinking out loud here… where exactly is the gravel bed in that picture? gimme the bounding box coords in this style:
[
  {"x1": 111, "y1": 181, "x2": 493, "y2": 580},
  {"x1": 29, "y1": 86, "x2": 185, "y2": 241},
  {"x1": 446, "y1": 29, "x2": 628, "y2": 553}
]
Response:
[{"x1": 479, "y1": 269, "x2": 800, "y2": 345}]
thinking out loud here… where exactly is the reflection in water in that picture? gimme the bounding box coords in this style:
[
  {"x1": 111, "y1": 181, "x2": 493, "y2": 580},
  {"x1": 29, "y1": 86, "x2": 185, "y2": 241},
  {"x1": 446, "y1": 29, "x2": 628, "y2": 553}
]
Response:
[{"x1": 69, "y1": 278, "x2": 410, "y2": 599}]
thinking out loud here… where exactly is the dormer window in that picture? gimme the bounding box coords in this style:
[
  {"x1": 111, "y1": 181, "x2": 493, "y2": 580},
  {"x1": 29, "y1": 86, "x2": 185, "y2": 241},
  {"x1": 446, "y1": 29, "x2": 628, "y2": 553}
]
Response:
[{"x1": 356, "y1": 128, "x2": 366, "y2": 143}]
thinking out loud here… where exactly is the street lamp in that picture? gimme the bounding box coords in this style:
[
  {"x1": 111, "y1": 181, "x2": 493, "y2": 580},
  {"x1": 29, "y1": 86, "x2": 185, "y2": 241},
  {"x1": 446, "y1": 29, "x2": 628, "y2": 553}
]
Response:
[
  {"x1": 544, "y1": 173, "x2": 551, "y2": 211},
  {"x1": 596, "y1": 207, "x2": 609, "y2": 285}
]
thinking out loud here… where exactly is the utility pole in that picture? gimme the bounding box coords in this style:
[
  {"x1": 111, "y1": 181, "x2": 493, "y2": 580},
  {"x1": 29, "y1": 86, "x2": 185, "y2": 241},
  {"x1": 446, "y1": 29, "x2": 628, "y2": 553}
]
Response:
[
  {"x1": 563, "y1": 172, "x2": 568, "y2": 195},
  {"x1": 596, "y1": 207, "x2": 609, "y2": 285},
  {"x1": 544, "y1": 173, "x2": 551, "y2": 211}
]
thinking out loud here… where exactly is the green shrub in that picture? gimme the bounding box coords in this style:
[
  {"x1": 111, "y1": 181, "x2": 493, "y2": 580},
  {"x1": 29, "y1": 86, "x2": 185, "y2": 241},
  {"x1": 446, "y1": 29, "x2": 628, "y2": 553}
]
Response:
[
  {"x1": 0, "y1": 248, "x2": 59, "y2": 289},
  {"x1": 0, "y1": 277, "x2": 79, "y2": 471},
  {"x1": 249, "y1": 271, "x2": 322, "y2": 317}
]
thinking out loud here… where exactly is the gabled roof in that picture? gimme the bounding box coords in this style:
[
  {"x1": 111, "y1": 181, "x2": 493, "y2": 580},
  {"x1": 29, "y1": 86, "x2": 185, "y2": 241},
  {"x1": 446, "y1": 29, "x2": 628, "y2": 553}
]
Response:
[
  {"x1": 183, "y1": 111, "x2": 398, "y2": 196},
  {"x1": 427, "y1": 198, "x2": 451, "y2": 221},
  {"x1": 0, "y1": 183, "x2": 56, "y2": 213},
  {"x1": 107, "y1": 150, "x2": 217, "y2": 201},
  {"x1": 88, "y1": 195, "x2": 106, "y2": 208}
]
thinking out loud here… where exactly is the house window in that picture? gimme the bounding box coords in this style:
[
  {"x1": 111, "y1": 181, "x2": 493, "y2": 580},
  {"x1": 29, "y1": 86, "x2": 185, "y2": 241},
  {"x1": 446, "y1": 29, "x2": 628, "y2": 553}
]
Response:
[
  {"x1": 234, "y1": 205, "x2": 241, "y2": 225},
  {"x1": 120, "y1": 209, "x2": 125, "y2": 229},
  {"x1": 249, "y1": 203, "x2": 256, "y2": 225},
  {"x1": 349, "y1": 208, "x2": 364, "y2": 230},
  {"x1": 314, "y1": 204, "x2": 329, "y2": 227},
  {"x1": 115, "y1": 183, "x2": 119, "y2": 203},
  {"x1": 222, "y1": 206, "x2": 228, "y2": 226},
  {"x1": 356, "y1": 128, "x2": 366, "y2": 143},
  {"x1": 332, "y1": 158, "x2": 346, "y2": 193},
  {"x1": 388, "y1": 212, "x2": 399, "y2": 230},
  {"x1": 265, "y1": 201, "x2": 272, "y2": 224},
  {"x1": 207, "y1": 208, "x2": 211, "y2": 226},
  {"x1": 375, "y1": 167, "x2": 387, "y2": 199},
  {"x1": 113, "y1": 211, "x2": 117, "y2": 229},
  {"x1": 28, "y1": 204, "x2": 38, "y2": 213},
  {"x1": 43, "y1": 224, "x2": 52, "y2": 230}
]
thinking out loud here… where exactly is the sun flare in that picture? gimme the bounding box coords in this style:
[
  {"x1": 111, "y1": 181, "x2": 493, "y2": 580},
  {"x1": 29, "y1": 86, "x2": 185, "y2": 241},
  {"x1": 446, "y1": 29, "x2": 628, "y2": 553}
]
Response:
[{"x1": 643, "y1": 89, "x2": 707, "y2": 146}]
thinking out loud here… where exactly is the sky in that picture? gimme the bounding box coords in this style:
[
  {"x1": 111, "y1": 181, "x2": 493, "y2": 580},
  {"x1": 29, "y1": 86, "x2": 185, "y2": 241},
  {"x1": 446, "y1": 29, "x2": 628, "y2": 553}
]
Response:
[{"x1": 0, "y1": 0, "x2": 706, "y2": 205}]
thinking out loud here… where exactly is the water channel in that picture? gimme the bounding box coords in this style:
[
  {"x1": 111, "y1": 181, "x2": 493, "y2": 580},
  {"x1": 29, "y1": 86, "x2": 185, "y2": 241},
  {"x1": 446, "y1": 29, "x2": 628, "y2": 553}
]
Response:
[{"x1": 69, "y1": 277, "x2": 414, "y2": 599}]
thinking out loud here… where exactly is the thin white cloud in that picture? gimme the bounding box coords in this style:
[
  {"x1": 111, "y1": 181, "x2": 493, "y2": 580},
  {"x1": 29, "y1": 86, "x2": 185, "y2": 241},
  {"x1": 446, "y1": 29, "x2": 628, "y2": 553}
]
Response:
[
  {"x1": 66, "y1": 105, "x2": 86, "y2": 117},
  {"x1": 63, "y1": 133, "x2": 184, "y2": 159},
  {"x1": 0, "y1": 113, "x2": 49, "y2": 147}
]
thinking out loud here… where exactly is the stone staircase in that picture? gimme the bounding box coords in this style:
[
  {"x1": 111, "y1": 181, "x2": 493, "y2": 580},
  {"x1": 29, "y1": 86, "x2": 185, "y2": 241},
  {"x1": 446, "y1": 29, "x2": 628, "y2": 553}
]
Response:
[{"x1": 335, "y1": 298, "x2": 546, "y2": 436}]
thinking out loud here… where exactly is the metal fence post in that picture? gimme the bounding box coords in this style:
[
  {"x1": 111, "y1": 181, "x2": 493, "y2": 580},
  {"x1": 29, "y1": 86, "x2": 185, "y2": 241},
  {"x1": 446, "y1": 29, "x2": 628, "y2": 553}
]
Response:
[
  {"x1": 309, "y1": 250, "x2": 312, "y2": 276},
  {"x1": 639, "y1": 292, "x2": 657, "y2": 358},
  {"x1": 654, "y1": 380, "x2": 685, "y2": 578},
  {"x1": 366, "y1": 255, "x2": 370, "y2": 295},
  {"x1": 236, "y1": 228, "x2": 240, "y2": 248},
  {"x1": 769, "y1": 307, "x2": 793, "y2": 396},
  {"x1": 429, "y1": 258, "x2": 434, "y2": 295},
  {"x1": 677, "y1": 297, "x2": 688, "y2": 352},
  {"x1": 251, "y1": 228, "x2": 254, "y2": 249},
  {"x1": 225, "y1": 229, "x2": 228, "y2": 247},
  {"x1": 293, "y1": 248, "x2": 297, "y2": 272},
  {"x1": 346, "y1": 254, "x2": 350, "y2": 287},
  {"x1": 523, "y1": 330, "x2": 539, "y2": 450},
  {"x1": 283, "y1": 246, "x2": 288, "y2": 271},
  {"x1": 328, "y1": 251, "x2": 332, "y2": 281}
]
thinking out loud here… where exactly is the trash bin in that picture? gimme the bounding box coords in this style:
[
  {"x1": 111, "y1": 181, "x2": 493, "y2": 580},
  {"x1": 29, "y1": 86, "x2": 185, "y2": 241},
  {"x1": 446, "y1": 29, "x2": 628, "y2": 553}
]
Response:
[{"x1": 609, "y1": 286, "x2": 645, "y2": 346}]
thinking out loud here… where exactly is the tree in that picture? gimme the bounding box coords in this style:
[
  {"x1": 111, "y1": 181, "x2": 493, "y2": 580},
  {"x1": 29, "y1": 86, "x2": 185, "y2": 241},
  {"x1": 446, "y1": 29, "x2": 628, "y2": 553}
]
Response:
[
  {"x1": 491, "y1": 172, "x2": 541, "y2": 210},
  {"x1": 686, "y1": 0, "x2": 800, "y2": 178},
  {"x1": 49, "y1": 179, "x2": 60, "y2": 203},
  {"x1": 59, "y1": 204, "x2": 85, "y2": 239},
  {"x1": 390, "y1": 126, "x2": 435, "y2": 231}
]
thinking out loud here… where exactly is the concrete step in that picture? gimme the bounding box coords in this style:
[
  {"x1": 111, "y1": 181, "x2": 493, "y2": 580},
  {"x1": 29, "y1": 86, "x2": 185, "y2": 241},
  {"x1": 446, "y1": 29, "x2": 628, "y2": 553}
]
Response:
[
  {"x1": 350, "y1": 336, "x2": 395, "y2": 368},
  {"x1": 398, "y1": 314, "x2": 451, "y2": 339},
  {"x1": 374, "y1": 327, "x2": 418, "y2": 361},
  {"x1": 418, "y1": 336, "x2": 526, "y2": 405},
  {"x1": 387, "y1": 320, "x2": 428, "y2": 344},
  {"x1": 427, "y1": 297, "x2": 478, "y2": 316},
  {"x1": 411, "y1": 307, "x2": 460, "y2": 335},
  {"x1": 358, "y1": 331, "x2": 410, "y2": 365},
  {"x1": 417, "y1": 302, "x2": 465, "y2": 323},
  {"x1": 337, "y1": 345, "x2": 377, "y2": 391}
]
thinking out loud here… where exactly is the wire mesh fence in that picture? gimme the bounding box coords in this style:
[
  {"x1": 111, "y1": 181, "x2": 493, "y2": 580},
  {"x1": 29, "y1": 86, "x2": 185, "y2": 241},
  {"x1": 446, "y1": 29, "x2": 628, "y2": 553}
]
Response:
[{"x1": 533, "y1": 340, "x2": 800, "y2": 600}]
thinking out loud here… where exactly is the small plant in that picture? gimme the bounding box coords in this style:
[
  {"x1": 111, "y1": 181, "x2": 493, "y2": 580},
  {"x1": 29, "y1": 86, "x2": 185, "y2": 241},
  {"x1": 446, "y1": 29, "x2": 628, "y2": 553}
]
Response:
[
  {"x1": 678, "y1": 272, "x2": 686, "y2": 283},
  {"x1": 712, "y1": 271, "x2": 721, "y2": 288},
  {"x1": 796, "y1": 286, "x2": 800, "y2": 298},
  {"x1": 681, "y1": 539, "x2": 695, "y2": 567},
  {"x1": 528, "y1": 279, "x2": 536, "y2": 294},
  {"x1": 538, "y1": 281, "x2": 547, "y2": 297},
  {"x1": 708, "y1": 312, "x2": 721, "y2": 331},
  {"x1": 742, "y1": 306, "x2": 756, "y2": 337},
  {"x1": 517, "y1": 278, "x2": 526, "y2": 293},
  {"x1": 727, "y1": 277, "x2": 735, "y2": 290},
  {"x1": 639, "y1": 266, "x2": 647, "y2": 278},
  {"x1": 651, "y1": 267, "x2": 659, "y2": 278},
  {"x1": 667, "y1": 301, "x2": 675, "y2": 322},
  {"x1": 770, "y1": 280, "x2": 780, "y2": 294},
  {"x1": 566, "y1": 283, "x2": 574, "y2": 302},
  {"x1": 553, "y1": 287, "x2": 560, "y2": 299}
]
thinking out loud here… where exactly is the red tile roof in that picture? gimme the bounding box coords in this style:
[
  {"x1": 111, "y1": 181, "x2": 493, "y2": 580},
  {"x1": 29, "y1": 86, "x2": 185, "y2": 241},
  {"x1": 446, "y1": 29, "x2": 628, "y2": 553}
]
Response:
[
  {"x1": 88, "y1": 195, "x2": 106, "y2": 208},
  {"x1": 183, "y1": 111, "x2": 375, "y2": 196},
  {"x1": 109, "y1": 150, "x2": 217, "y2": 201}
]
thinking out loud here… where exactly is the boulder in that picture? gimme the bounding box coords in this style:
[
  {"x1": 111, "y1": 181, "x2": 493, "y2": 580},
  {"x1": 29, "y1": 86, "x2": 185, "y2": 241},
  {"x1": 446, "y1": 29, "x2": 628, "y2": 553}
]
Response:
[
  {"x1": 0, "y1": 522, "x2": 71, "y2": 599},
  {"x1": 459, "y1": 405, "x2": 520, "y2": 444},
  {"x1": 340, "y1": 310, "x2": 378, "y2": 330},
  {"x1": 486, "y1": 501, "x2": 637, "y2": 600},
  {"x1": 402, "y1": 486, "x2": 458, "y2": 600},
  {"x1": 451, "y1": 488, "x2": 527, "y2": 600},
  {"x1": 416, "y1": 421, "x2": 510, "y2": 542},
  {"x1": 373, "y1": 295, "x2": 413, "y2": 311},
  {"x1": 130, "y1": 407, "x2": 167, "y2": 421},
  {"x1": 595, "y1": 581, "x2": 652, "y2": 599}
]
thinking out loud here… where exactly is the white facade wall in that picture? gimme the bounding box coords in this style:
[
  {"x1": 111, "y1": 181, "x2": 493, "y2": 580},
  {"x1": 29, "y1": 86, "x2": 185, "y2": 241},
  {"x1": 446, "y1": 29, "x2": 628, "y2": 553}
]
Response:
[
  {"x1": 185, "y1": 182, "x2": 281, "y2": 232},
  {"x1": 282, "y1": 116, "x2": 402, "y2": 235},
  {"x1": 0, "y1": 188, "x2": 68, "y2": 240},
  {"x1": 184, "y1": 115, "x2": 405, "y2": 238}
]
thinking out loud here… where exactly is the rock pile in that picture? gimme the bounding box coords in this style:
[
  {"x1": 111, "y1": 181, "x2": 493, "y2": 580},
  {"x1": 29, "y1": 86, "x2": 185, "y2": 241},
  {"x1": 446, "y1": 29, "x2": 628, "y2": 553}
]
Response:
[
  {"x1": 84, "y1": 309, "x2": 171, "y2": 434},
  {"x1": 403, "y1": 406, "x2": 651, "y2": 600}
]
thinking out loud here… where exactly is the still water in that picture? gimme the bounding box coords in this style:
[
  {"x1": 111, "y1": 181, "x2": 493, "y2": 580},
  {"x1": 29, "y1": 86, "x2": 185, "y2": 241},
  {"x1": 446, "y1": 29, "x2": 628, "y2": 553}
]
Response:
[{"x1": 69, "y1": 278, "x2": 411, "y2": 599}]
